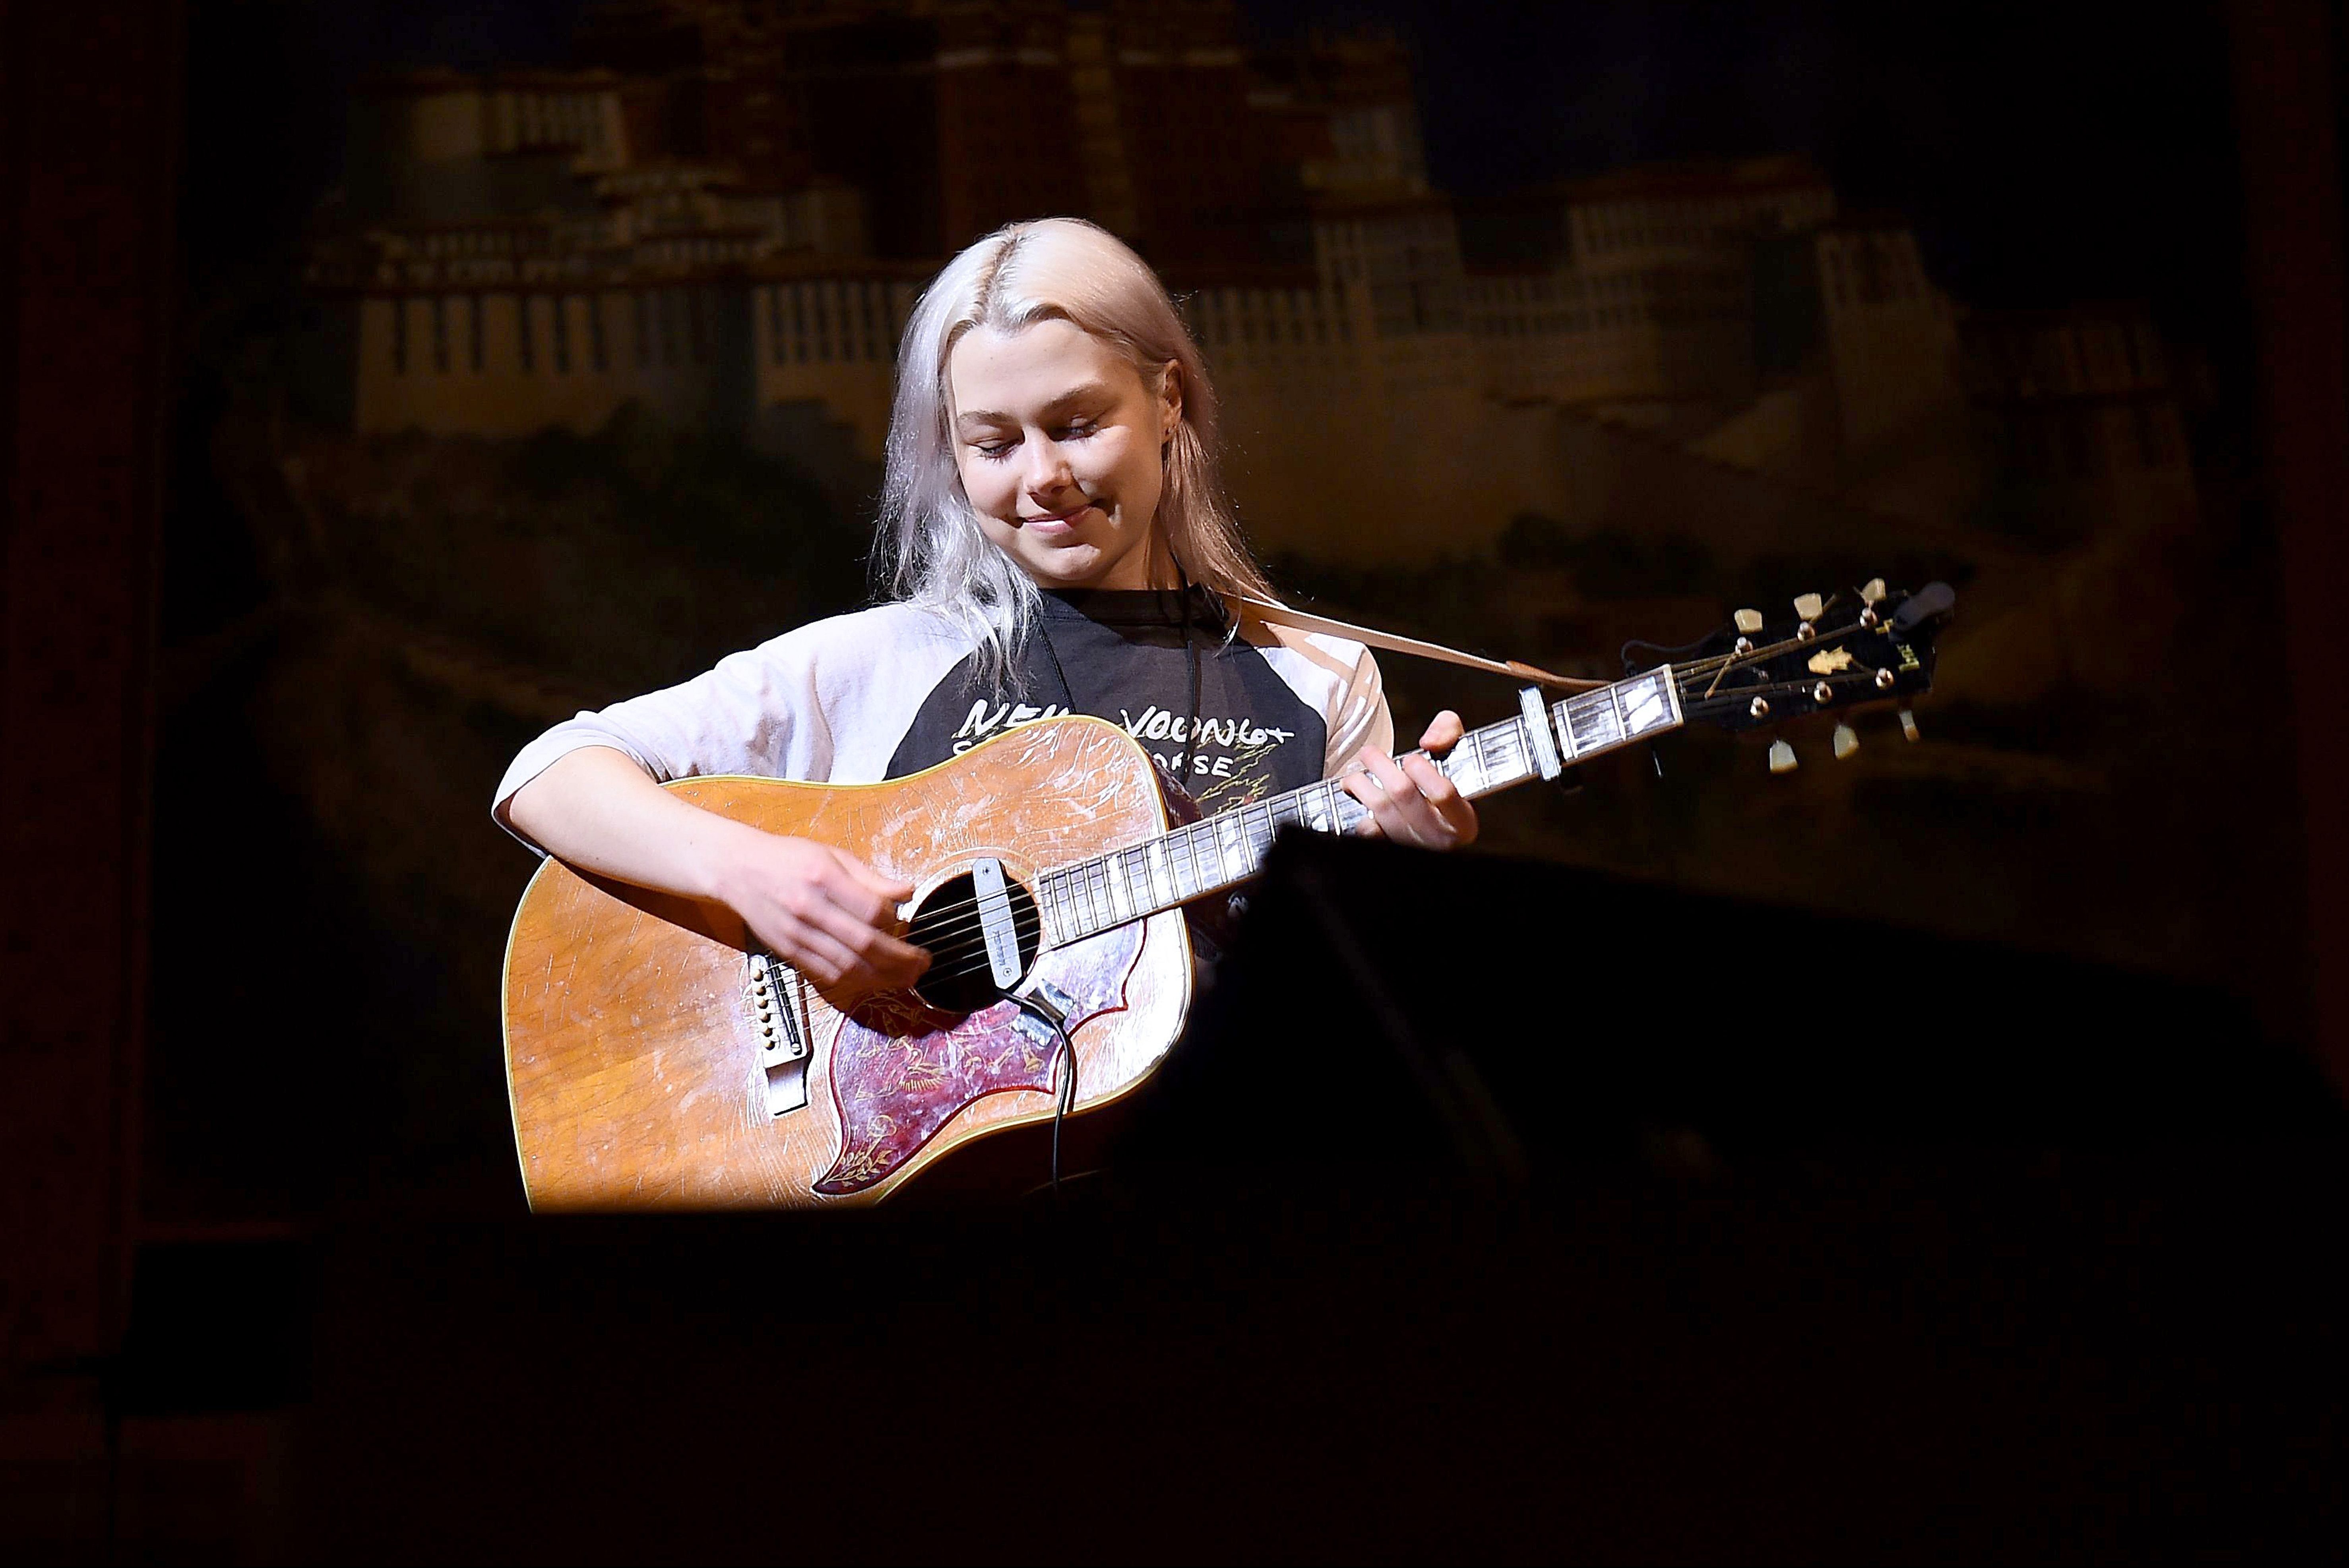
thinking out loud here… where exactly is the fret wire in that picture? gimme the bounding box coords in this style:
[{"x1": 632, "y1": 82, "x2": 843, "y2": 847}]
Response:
[{"x1": 1123, "y1": 847, "x2": 1143, "y2": 919}]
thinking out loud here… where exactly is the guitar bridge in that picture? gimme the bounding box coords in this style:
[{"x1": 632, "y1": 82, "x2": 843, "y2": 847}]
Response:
[{"x1": 748, "y1": 951, "x2": 812, "y2": 1115}]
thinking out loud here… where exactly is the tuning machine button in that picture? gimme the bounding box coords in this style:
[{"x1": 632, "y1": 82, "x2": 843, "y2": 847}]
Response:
[
  {"x1": 1833, "y1": 722, "x2": 1859, "y2": 760},
  {"x1": 1768, "y1": 738, "x2": 1797, "y2": 774},
  {"x1": 1899, "y1": 707, "x2": 1920, "y2": 742},
  {"x1": 1861, "y1": 578, "x2": 1887, "y2": 605},
  {"x1": 1733, "y1": 608, "x2": 1764, "y2": 634},
  {"x1": 1793, "y1": 593, "x2": 1824, "y2": 621}
]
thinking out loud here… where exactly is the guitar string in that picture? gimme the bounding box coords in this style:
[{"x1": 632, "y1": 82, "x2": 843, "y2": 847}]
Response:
[
  {"x1": 797, "y1": 613, "x2": 1925, "y2": 991},
  {"x1": 869, "y1": 642, "x2": 1910, "y2": 983},
  {"x1": 893, "y1": 659, "x2": 1889, "y2": 968},
  {"x1": 884, "y1": 680, "x2": 1676, "y2": 963}
]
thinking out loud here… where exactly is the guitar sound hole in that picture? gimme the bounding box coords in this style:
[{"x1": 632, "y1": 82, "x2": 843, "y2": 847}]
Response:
[{"x1": 906, "y1": 870, "x2": 1042, "y2": 1016}]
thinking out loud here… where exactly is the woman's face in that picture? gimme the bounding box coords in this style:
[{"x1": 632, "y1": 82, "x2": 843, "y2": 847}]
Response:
[{"x1": 947, "y1": 317, "x2": 1180, "y2": 592}]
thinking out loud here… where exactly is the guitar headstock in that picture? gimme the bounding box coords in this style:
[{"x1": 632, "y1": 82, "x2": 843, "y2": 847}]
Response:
[{"x1": 1647, "y1": 580, "x2": 1954, "y2": 767}]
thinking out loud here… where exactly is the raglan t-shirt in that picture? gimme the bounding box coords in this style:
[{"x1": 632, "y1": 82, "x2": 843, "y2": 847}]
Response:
[{"x1": 491, "y1": 587, "x2": 1393, "y2": 849}]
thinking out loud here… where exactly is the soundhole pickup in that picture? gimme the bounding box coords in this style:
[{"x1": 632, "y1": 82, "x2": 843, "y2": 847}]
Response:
[
  {"x1": 749, "y1": 951, "x2": 812, "y2": 1116},
  {"x1": 906, "y1": 859, "x2": 1042, "y2": 1016}
]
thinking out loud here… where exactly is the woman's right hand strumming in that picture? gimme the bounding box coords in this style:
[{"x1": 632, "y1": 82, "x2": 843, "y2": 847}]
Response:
[
  {"x1": 505, "y1": 746, "x2": 929, "y2": 1005},
  {"x1": 703, "y1": 833, "x2": 930, "y2": 1002}
]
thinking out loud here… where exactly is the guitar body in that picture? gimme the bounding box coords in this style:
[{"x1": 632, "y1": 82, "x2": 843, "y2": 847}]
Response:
[{"x1": 502, "y1": 716, "x2": 1193, "y2": 1210}]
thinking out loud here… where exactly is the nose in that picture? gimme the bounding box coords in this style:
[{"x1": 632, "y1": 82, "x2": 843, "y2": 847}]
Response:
[{"x1": 1023, "y1": 437, "x2": 1075, "y2": 499}]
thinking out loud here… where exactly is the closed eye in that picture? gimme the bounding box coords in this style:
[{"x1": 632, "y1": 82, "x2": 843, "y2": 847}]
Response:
[{"x1": 971, "y1": 419, "x2": 1100, "y2": 461}]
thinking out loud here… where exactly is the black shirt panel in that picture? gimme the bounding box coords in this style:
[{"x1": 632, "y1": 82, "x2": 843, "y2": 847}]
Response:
[{"x1": 883, "y1": 589, "x2": 1328, "y2": 813}]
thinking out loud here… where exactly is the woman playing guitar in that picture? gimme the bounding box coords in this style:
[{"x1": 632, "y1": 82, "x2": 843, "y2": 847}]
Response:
[{"x1": 495, "y1": 217, "x2": 1477, "y2": 1009}]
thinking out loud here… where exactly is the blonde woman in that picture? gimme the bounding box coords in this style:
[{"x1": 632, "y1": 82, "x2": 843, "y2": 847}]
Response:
[{"x1": 498, "y1": 218, "x2": 1475, "y2": 1003}]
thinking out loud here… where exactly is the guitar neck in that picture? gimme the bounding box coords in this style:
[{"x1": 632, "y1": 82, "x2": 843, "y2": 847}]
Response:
[{"x1": 1036, "y1": 664, "x2": 1685, "y2": 945}]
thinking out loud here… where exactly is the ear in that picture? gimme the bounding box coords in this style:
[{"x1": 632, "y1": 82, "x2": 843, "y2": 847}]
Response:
[{"x1": 1157, "y1": 360, "x2": 1185, "y2": 440}]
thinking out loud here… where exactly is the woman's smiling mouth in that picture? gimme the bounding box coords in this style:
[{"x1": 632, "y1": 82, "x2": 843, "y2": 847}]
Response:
[{"x1": 1019, "y1": 504, "x2": 1098, "y2": 533}]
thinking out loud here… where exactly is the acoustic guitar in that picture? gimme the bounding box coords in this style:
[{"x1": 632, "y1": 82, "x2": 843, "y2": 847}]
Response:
[{"x1": 503, "y1": 581, "x2": 1954, "y2": 1208}]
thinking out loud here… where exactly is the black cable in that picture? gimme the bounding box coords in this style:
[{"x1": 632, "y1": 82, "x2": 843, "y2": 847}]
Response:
[{"x1": 1005, "y1": 989, "x2": 1080, "y2": 1195}]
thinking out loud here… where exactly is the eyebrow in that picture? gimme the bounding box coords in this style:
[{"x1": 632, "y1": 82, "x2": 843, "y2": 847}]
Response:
[{"x1": 954, "y1": 381, "x2": 1120, "y2": 431}]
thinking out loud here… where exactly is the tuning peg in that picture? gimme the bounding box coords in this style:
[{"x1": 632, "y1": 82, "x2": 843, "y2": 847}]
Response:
[
  {"x1": 1898, "y1": 707, "x2": 1919, "y2": 742},
  {"x1": 1768, "y1": 737, "x2": 1797, "y2": 774},
  {"x1": 1833, "y1": 722, "x2": 1859, "y2": 759},
  {"x1": 1793, "y1": 592, "x2": 1824, "y2": 622},
  {"x1": 1859, "y1": 576, "x2": 1888, "y2": 627},
  {"x1": 1733, "y1": 608, "x2": 1764, "y2": 634}
]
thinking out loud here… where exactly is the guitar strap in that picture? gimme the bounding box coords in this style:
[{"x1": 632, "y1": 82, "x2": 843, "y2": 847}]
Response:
[{"x1": 1221, "y1": 590, "x2": 1608, "y2": 693}]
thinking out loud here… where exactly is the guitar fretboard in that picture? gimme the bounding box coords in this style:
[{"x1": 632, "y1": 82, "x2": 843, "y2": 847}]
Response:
[{"x1": 1035, "y1": 665, "x2": 1683, "y2": 944}]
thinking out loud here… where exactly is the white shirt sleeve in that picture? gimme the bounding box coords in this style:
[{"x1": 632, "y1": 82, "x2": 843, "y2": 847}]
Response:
[
  {"x1": 1242, "y1": 614, "x2": 1395, "y2": 776},
  {"x1": 490, "y1": 604, "x2": 969, "y2": 851}
]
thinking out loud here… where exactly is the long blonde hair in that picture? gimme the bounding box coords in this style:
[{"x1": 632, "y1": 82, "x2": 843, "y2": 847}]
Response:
[{"x1": 874, "y1": 217, "x2": 1275, "y2": 680}]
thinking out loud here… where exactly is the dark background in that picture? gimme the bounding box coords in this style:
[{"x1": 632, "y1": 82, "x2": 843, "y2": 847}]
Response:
[{"x1": 5, "y1": 0, "x2": 2346, "y2": 1560}]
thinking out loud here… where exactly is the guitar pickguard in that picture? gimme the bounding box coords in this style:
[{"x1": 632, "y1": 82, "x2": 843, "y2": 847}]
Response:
[{"x1": 810, "y1": 923, "x2": 1145, "y2": 1196}]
